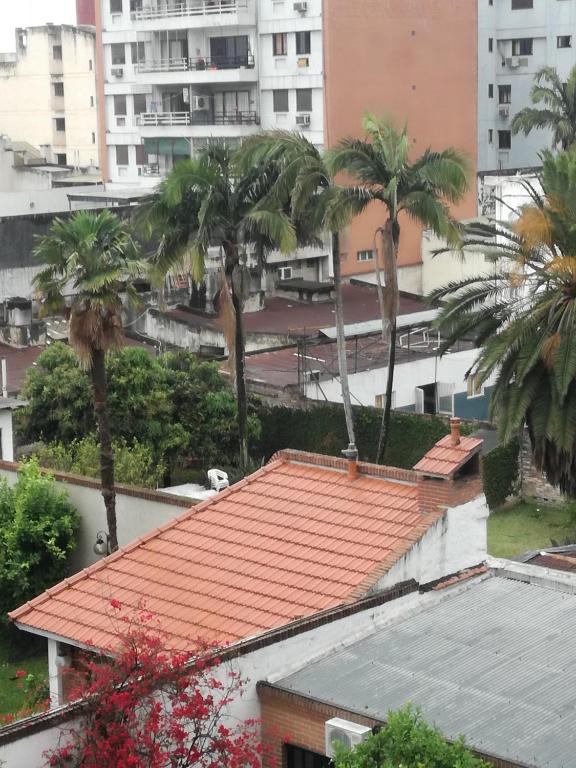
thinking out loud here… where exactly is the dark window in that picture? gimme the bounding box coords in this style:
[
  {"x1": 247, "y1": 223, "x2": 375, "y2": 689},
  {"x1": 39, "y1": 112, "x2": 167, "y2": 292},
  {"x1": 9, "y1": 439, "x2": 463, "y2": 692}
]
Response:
[
  {"x1": 489, "y1": 0, "x2": 493, "y2": 5},
  {"x1": 115, "y1": 145, "x2": 129, "y2": 165},
  {"x1": 209, "y1": 35, "x2": 249, "y2": 67},
  {"x1": 498, "y1": 130, "x2": 511, "y2": 149},
  {"x1": 511, "y1": 0, "x2": 533, "y2": 8},
  {"x1": 89, "y1": 58, "x2": 93, "y2": 70},
  {"x1": 135, "y1": 144, "x2": 148, "y2": 165},
  {"x1": 273, "y1": 89, "x2": 289, "y2": 112},
  {"x1": 488, "y1": 83, "x2": 494, "y2": 98},
  {"x1": 488, "y1": 129, "x2": 493, "y2": 144},
  {"x1": 52, "y1": 45, "x2": 62, "y2": 60},
  {"x1": 296, "y1": 88, "x2": 312, "y2": 111},
  {"x1": 55, "y1": 117, "x2": 66, "y2": 132},
  {"x1": 558, "y1": 35, "x2": 572, "y2": 48},
  {"x1": 111, "y1": 43, "x2": 125, "y2": 65},
  {"x1": 92, "y1": 132, "x2": 96, "y2": 144},
  {"x1": 488, "y1": 37, "x2": 493, "y2": 52},
  {"x1": 273, "y1": 33, "x2": 287, "y2": 56},
  {"x1": 296, "y1": 31, "x2": 311, "y2": 55},
  {"x1": 133, "y1": 93, "x2": 147, "y2": 114},
  {"x1": 53, "y1": 82, "x2": 64, "y2": 97},
  {"x1": 499, "y1": 84, "x2": 511, "y2": 103},
  {"x1": 512, "y1": 38, "x2": 533, "y2": 55},
  {"x1": 131, "y1": 41, "x2": 145, "y2": 63},
  {"x1": 114, "y1": 95, "x2": 127, "y2": 115},
  {"x1": 56, "y1": 153, "x2": 67, "y2": 165},
  {"x1": 286, "y1": 745, "x2": 330, "y2": 768},
  {"x1": 130, "y1": 0, "x2": 143, "y2": 9},
  {"x1": 110, "y1": 0, "x2": 122, "y2": 12},
  {"x1": 90, "y1": 95, "x2": 94, "y2": 107}
]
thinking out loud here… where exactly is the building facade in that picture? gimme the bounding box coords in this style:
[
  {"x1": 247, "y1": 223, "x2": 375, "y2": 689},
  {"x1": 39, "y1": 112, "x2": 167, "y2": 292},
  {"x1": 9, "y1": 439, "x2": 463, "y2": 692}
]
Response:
[
  {"x1": 0, "y1": 25, "x2": 99, "y2": 169},
  {"x1": 478, "y1": 0, "x2": 576, "y2": 173}
]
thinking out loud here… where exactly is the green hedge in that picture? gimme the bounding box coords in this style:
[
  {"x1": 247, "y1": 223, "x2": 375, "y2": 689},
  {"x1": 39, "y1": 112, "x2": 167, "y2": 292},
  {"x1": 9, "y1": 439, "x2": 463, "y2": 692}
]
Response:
[
  {"x1": 255, "y1": 402, "x2": 473, "y2": 469},
  {"x1": 482, "y1": 439, "x2": 520, "y2": 510}
]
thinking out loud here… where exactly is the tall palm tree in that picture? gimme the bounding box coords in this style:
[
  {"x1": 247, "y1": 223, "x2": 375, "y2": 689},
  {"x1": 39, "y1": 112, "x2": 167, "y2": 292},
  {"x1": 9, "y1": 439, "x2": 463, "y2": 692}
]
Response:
[
  {"x1": 512, "y1": 66, "x2": 576, "y2": 151},
  {"x1": 238, "y1": 131, "x2": 366, "y2": 451},
  {"x1": 431, "y1": 148, "x2": 576, "y2": 498},
  {"x1": 34, "y1": 210, "x2": 142, "y2": 552},
  {"x1": 327, "y1": 115, "x2": 469, "y2": 462},
  {"x1": 140, "y1": 141, "x2": 297, "y2": 472}
]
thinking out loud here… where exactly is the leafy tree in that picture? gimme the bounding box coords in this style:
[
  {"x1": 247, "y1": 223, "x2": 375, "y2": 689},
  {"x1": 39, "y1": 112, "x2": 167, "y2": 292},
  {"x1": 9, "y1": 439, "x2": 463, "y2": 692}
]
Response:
[
  {"x1": 327, "y1": 116, "x2": 469, "y2": 461},
  {"x1": 34, "y1": 437, "x2": 165, "y2": 489},
  {"x1": 238, "y1": 131, "x2": 366, "y2": 450},
  {"x1": 34, "y1": 210, "x2": 142, "y2": 552},
  {"x1": 0, "y1": 460, "x2": 79, "y2": 617},
  {"x1": 140, "y1": 141, "x2": 297, "y2": 472},
  {"x1": 44, "y1": 604, "x2": 264, "y2": 768},
  {"x1": 432, "y1": 148, "x2": 576, "y2": 498},
  {"x1": 333, "y1": 704, "x2": 488, "y2": 768},
  {"x1": 512, "y1": 66, "x2": 576, "y2": 151}
]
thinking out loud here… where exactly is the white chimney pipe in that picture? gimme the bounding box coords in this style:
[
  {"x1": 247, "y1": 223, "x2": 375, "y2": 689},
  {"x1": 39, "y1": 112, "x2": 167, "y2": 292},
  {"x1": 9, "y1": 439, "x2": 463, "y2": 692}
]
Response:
[{"x1": 2, "y1": 358, "x2": 7, "y2": 398}]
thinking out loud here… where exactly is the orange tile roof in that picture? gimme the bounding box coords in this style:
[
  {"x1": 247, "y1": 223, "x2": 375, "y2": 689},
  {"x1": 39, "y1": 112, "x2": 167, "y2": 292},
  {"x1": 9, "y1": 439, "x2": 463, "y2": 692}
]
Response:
[
  {"x1": 9, "y1": 454, "x2": 436, "y2": 653},
  {"x1": 413, "y1": 434, "x2": 483, "y2": 477}
]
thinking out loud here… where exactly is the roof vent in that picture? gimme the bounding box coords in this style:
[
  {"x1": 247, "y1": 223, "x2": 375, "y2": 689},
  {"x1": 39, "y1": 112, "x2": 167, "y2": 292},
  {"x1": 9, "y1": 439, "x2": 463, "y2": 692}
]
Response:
[{"x1": 450, "y1": 417, "x2": 461, "y2": 446}]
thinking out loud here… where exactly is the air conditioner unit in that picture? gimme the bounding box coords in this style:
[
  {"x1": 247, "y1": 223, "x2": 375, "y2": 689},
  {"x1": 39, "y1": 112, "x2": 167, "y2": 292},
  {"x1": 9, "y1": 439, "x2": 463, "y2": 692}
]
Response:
[
  {"x1": 518, "y1": 57, "x2": 529, "y2": 66},
  {"x1": 325, "y1": 719, "x2": 372, "y2": 759},
  {"x1": 111, "y1": 67, "x2": 124, "y2": 77},
  {"x1": 297, "y1": 56, "x2": 310, "y2": 68},
  {"x1": 278, "y1": 266, "x2": 292, "y2": 280},
  {"x1": 192, "y1": 95, "x2": 209, "y2": 111},
  {"x1": 498, "y1": 104, "x2": 510, "y2": 119},
  {"x1": 506, "y1": 57, "x2": 520, "y2": 68},
  {"x1": 294, "y1": 0, "x2": 308, "y2": 12},
  {"x1": 296, "y1": 113, "x2": 311, "y2": 127}
]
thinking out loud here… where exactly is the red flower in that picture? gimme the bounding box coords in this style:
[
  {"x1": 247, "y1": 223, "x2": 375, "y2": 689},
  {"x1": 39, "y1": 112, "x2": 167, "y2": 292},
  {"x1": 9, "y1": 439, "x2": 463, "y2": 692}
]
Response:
[{"x1": 110, "y1": 599, "x2": 122, "y2": 610}]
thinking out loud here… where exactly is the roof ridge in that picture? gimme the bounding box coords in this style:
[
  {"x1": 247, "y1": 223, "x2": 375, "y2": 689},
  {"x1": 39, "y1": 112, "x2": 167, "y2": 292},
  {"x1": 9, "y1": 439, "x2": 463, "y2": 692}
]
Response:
[{"x1": 270, "y1": 449, "x2": 417, "y2": 483}]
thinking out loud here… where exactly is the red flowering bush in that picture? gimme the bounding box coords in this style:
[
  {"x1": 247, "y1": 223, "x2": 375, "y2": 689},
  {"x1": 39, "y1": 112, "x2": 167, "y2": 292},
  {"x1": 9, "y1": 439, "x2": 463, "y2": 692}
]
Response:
[
  {"x1": 44, "y1": 603, "x2": 265, "y2": 768},
  {"x1": 0, "y1": 669, "x2": 50, "y2": 726}
]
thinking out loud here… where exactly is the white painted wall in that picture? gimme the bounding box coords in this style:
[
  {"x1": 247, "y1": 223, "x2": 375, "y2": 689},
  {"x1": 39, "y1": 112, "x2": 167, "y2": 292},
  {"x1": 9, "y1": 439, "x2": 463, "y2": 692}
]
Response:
[{"x1": 0, "y1": 410, "x2": 15, "y2": 461}]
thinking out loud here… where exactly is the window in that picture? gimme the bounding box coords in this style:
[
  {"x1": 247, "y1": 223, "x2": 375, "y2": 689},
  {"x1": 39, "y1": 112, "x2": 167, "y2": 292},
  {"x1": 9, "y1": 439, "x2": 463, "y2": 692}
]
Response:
[
  {"x1": 295, "y1": 31, "x2": 311, "y2": 55},
  {"x1": 56, "y1": 153, "x2": 67, "y2": 165},
  {"x1": 135, "y1": 144, "x2": 148, "y2": 165},
  {"x1": 488, "y1": 37, "x2": 493, "y2": 52},
  {"x1": 558, "y1": 35, "x2": 572, "y2": 48},
  {"x1": 467, "y1": 373, "x2": 484, "y2": 398},
  {"x1": 512, "y1": 38, "x2": 533, "y2": 55},
  {"x1": 286, "y1": 745, "x2": 330, "y2": 768},
  {"x1": 273, "y1": 89, "x2": 289, "y2": 112},
  {"x1": 53, "y1": 82, "x2": 64, "y2": 97},
  {"x1": 130, "y1": 0, "x2": 143, "y2": 9},
  {"x1": 110, "y1": 0, "x2": 122, "y2": 12},
  {"x1": 91, "y1": 132, "x2": 96, "y2": 144},
  {"x1": 114, "y1": 95, "x2": 127, "y2": 115},
  {"x1": 133, "y1": 93, "x2": 147, "y2": 114},
  {"x1": 52, "y1": 45, "x2": 62, "y2": 60},
  {"x1": 488, "y1": 129, "x2": 493, "y2": 143},
  {"x1": 90, "y1": 95, "x2": 94, "y2": 107},
  {"x1": 357, "y1": 249, "x2": 374, "y2": 262},
  {"x1": 488, "y1": 84, "x2": 493, "y2": 98},
  {"x1": 130, "y1": 42, "x2": 145, "y2": 63},
  {"x1": 498, "y1": 130, "x2": 511, "y2": 149},
  {"x1": 111, "y1": 43, "x2": 125, "y2": 65},
  {"x1": 498, "y1": 84, "x2": 511, "y2": 103},
  {"x1": 54, "y1": 117, "x2": 66, "y2": 132},
  {"x1": 489, "y1": 0, "x2": 493, "y2": 5},
  {"x1": 296, "y1": 88, "x2": 312, "y2": 111},
  {"x1": 273, "y1": 32, "x2": 287, "y2": 56},
  {"x1": 210, "y1": 35, "x2": 250, "y2": 67},
  {"x1": 115, "y1": 145, "x2": 129, "y2": 165},
  {"x1": 511, "y1": 0, "x2": 533, "y2": 8},
  {"x1": 89, "y1": 59, "x2": 93, "y2": 70}
]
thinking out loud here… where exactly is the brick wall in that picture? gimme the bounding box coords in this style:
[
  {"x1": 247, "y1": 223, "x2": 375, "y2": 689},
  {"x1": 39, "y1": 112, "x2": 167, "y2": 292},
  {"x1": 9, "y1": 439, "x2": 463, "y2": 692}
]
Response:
[{"x1": 417, "y1": 474, "x2": 483, "y2": 515}]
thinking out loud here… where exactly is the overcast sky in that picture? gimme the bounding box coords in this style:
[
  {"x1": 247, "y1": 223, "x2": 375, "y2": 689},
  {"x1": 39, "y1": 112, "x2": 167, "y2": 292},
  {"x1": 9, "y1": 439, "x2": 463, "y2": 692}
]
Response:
[{"x1": 0, "y1": 0, "x2": 76, "y2": 52}]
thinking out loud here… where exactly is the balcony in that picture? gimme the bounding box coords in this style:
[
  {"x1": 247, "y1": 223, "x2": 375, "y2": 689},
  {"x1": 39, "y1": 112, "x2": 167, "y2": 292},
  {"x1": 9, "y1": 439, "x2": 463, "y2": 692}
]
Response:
[
  {"x1": 137, "y1": 110, "x2": 260, "y2": 138},
  {"x1": 131, "y1": 0, "x2": 255, "y2": 31},
  {"x1": 135, "y1": 55, "x2": 256, "y2": 85}
]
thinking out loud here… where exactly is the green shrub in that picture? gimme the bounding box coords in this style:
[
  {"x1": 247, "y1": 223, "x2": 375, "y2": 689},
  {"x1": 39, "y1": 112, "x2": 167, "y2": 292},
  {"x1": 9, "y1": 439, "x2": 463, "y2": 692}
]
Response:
[
  {"x1": 483, "y1": 439, "x2": 520, "y2": 510},
  {"x1": 0, "y1": 460, "x2": 79, "y2": 617}
]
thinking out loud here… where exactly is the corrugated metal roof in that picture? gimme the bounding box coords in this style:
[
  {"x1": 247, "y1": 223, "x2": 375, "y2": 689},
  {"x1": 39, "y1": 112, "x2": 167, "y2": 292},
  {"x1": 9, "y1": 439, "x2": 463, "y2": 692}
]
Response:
[
  {"x1": 319, "y1": 310, "x2": 439, "y2": 340},
  {"x1": 273, "y1": 576, "x2": 576, "y2": 768}
]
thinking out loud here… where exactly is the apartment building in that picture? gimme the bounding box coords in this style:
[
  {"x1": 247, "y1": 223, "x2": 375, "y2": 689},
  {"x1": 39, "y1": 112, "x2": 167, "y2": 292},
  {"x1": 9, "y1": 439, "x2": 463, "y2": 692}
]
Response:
[
  {"x1": 0, "y1": 25, "x2": 99, "y2": 169},
  {"x1": 479, "y1": 0, "x2": 576, "y2": 172}
]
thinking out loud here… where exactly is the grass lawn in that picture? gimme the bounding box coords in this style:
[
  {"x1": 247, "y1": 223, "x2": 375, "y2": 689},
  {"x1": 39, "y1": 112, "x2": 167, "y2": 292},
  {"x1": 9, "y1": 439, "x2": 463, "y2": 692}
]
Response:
[
  {"x1": 488, "y1": 499, "x2": 576, "y2": 559},
  {"x1": 0, "y1": 632, "x2": 47, "y2": 717}
]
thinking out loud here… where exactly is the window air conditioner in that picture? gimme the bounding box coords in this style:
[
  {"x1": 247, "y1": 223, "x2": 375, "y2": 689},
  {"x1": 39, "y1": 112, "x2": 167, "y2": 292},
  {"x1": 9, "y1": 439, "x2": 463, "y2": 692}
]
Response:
[
  {"x1": 498, "y1": 105, "x2": 510, "y2": 119},
  {"x1": 111, "y1": 67, "x2": 124, "y2": 77},
  {"x1": 506, "y1": 57, "x2": 520, "y2": 68},
  {"x1": 296, "y1": 113, "x2": 311, "y2": 127},
  {"x1": 278, "y1": 266, "x2": 292, "y2": 280},
  {"x1": 192, "y1": 95, "x2": 209, "y2": 111},
  {"x1": 294, "y1": 1, "x2": 308, "y2": 12},
  {"x1": 297, "y1": 56, "x2": 310, "y2": 68},
  {"x1": 325, "y1": 719, "x2": 372, "y2": 759}
]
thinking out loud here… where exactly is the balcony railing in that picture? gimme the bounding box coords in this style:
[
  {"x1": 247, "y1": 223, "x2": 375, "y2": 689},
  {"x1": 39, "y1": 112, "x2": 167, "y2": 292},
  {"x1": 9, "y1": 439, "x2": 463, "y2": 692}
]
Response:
[
  {"x1": 137, "y1": 54, "x2": 255, "y2": 73},
  {"x1": 132, "y1": 0, "x2": 247, "y2": 21},
  {"x1": 138, "y1": 110, "x2": 260, "y2": 126}
]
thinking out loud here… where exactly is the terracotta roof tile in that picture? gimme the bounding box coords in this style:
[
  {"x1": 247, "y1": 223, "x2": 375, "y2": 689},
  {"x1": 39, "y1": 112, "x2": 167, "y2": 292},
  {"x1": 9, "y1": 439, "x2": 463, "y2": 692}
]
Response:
[
  {"x1": 10, "y1": 453, "x2": 438, "y2": 652},
  {"x1": 413, "y1": 434, "x2": 483, "y2": 477}
]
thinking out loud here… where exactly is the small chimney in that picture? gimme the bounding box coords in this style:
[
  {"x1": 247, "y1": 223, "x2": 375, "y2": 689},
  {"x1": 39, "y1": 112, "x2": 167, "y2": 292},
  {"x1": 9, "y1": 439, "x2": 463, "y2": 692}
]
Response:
[
  {"x1": 342, "y1": 443, "x2": 359, "y2": 480},
  {"x1": 450, "y1": 417, "x2": 461, "y2": 446}
]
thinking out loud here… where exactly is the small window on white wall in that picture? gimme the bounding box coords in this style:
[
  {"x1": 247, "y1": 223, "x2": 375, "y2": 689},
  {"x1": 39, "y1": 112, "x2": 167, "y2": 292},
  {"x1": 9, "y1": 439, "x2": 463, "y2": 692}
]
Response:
[
  {"x1": 115, "y1": 145, "x2": 129, "y2": 166},
  {"x1": 273, "y1": 89, "x2": 289, "y2": 112}
]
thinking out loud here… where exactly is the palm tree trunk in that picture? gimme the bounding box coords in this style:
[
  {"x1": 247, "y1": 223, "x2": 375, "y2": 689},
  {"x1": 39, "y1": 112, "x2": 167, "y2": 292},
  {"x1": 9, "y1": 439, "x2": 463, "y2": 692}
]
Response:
[
  {"x1": 90, "y1": 348, "x2": 118, "y2": 553},
  {"x1": 376, "y1": 221, "x2": 399, "y2": 464},
  {"x1": 332, "y1": 232, "x2": 356, "y2": 447},
  {"x1": 231, "y1": 284, "x2": 248, "y2": 474}
]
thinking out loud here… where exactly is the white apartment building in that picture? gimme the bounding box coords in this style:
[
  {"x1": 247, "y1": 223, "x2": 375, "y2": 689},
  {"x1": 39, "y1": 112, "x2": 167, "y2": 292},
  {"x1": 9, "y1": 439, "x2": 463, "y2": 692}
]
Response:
[
  {"x1": 0, "y1": 25, "x2": 98, "y2": 169},
  {"x1": 479, "y1": 0, "x2": 576, "y2": 172}
]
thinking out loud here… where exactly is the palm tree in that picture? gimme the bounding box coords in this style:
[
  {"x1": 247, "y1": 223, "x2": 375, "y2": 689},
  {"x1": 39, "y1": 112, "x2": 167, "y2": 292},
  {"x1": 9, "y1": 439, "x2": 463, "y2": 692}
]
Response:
[
  {"x1": 237, "y1": 131, "x2": 366, "y2": 451},
  {"x1": 431, "y1": 148, "x2": 576, "y2": 498},
  {"x1": 511, "y1": 66, "x2": 576, "y2": 151},
  {"x1": 33, "y1": 210, "x2": 142, "y2": 552},
  {"x1": 140, "y1": 141, "x2": 297, "y2": 472},
  {"x1": 327, "y1": 115, "x2": 469, "y2": 462}
]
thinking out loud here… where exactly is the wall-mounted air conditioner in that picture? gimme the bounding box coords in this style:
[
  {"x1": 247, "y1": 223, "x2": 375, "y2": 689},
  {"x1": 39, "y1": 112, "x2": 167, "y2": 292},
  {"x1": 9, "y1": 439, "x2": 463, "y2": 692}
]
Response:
[
  {"x1": 505, "y1": 57, "x2": 520, "y2": 68},
  {"x1": 296, "y1": 113, "x2": 311, "y2": 127},
  {"x1": 278, "y1": 266, "x2": 292, "y2": 281},
  {"x1": 294, "y1": 1, "x2": 308, "y2": 12},
  {"x1": 111, "y1": 67, "x2": 124, "y2": 77},
  {"x1": 325, "y1": 719, "x2": 372, "y2": 759},
  {"x1": 498, "y1": 105, "x2": 510, "y2": 119},
  {"x1": 192, "y1": 95, "x2": 209, "y2": 111}
]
